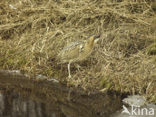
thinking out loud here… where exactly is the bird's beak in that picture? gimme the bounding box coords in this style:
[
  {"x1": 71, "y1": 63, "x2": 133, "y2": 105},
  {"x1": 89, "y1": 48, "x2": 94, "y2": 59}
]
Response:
[
  {"x1": 94, "y1": 35, "x2": 100, "y2": 39},
  {"x1": 94, "y1": 35, "x2": 100, "y2": 43}
]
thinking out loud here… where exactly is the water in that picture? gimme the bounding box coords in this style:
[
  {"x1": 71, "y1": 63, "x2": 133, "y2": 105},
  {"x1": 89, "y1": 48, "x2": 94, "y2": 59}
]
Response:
[
  {"x1": 0, "y1": 70, "x2": 124, "y2": 117},
  {"x1": 0, "y1": 91, "x2": 59, "y2": 117}
]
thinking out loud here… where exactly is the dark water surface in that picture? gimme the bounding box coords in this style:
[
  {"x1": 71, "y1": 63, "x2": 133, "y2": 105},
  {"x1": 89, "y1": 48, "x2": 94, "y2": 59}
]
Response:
[{"x1": 0, "y1": 71, "x2": 122, "y2": 117}]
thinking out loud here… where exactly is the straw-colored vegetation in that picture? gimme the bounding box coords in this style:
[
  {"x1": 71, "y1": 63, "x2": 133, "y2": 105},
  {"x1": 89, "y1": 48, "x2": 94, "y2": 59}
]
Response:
[{"x1": 0, "y1": 0, "x2": 156, "y2": 103}]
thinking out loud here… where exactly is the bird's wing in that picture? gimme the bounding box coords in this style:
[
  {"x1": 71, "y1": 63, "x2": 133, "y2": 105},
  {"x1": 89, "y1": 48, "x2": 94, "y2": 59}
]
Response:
[
  {"x1": 63, "y1": 41, "x2": 84, "y2": 51},
  {"x1": 58, "y1": 41, "x2": 85, "y2": 62}
]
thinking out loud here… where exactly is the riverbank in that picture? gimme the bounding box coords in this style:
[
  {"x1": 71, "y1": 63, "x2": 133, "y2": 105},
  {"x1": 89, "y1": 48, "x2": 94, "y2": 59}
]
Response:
[
  {"x1": 0, "y1": 71, "x2": 122, "y2": 117},
  {"x1": 0, "y1": 0, "x2": 156, "y2": 103}
]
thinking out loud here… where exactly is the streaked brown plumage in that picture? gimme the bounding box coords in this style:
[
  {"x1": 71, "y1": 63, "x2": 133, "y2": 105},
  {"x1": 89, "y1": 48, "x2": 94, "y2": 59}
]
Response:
[{"x1": 58, "y1": 35, "x2": 100, "y2": 78}]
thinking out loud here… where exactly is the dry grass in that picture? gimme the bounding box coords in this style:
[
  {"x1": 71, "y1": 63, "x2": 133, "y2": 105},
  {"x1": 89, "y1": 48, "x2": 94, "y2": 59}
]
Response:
[{"x1": 0, "y1": 0, "x2": 156, "y2": 103}]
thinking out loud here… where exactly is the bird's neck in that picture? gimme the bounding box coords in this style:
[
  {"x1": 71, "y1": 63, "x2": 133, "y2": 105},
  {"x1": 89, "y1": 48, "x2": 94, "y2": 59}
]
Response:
[{"x1": 86, "y1": 39, "x2": 94, "y2": 49}]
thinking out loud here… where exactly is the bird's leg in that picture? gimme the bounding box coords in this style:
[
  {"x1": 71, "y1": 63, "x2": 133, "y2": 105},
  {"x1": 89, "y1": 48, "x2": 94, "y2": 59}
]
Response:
[
  {"x1": 68, "y1": 62, "x2": 71, "y2": 78},
  {"x1": 75, "y1": 64, "x2": 82, "y2": 71}
]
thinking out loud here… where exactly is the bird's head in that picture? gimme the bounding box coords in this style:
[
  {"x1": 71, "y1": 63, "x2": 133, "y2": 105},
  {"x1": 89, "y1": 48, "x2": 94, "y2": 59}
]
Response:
[
  {"x1": 87, "y1": 34, "x2": 100, "y2": 44},
  {"x1": 93, "y1": 35, "x2": 100, "y2": 43},
  {"x1": 86, "y1": 34, "x2": 100, "y2": 48}
]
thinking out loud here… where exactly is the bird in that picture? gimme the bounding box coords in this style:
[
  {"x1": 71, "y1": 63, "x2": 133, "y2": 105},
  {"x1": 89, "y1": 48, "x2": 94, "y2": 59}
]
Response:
[{"x1": 57, "y1": 35, "x2": 100, "y2": 78}]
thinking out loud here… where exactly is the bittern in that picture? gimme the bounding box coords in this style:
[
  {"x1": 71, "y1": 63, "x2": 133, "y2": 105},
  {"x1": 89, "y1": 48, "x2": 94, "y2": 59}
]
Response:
[{"x1": 58, "y1": 35, "x2": 100, "y2": 78}]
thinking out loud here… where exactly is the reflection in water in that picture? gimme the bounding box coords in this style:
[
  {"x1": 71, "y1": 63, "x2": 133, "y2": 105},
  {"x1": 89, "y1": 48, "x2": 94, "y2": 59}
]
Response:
[
  {"x1": 0, "y1": 91, "x2": 62, "y2": 117},
  {"x1": 0, "y1": 93, "x2": 4, "y2": 115},
  {"x1": 0, "y1": 71, "x2": 123, "y2": 117},
  {"x1": 0, "y1": 90, "x2": 102, "y2": 117}
]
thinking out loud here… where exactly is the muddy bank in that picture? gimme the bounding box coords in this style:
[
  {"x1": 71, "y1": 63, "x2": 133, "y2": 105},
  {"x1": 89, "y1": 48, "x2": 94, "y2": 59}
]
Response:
[
  {"x1": 0, "y1": 71, "x2": 123, "y2": 117},
  {"x1": 0, "y1": 0, "x2": 156, "y2": 103}
]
